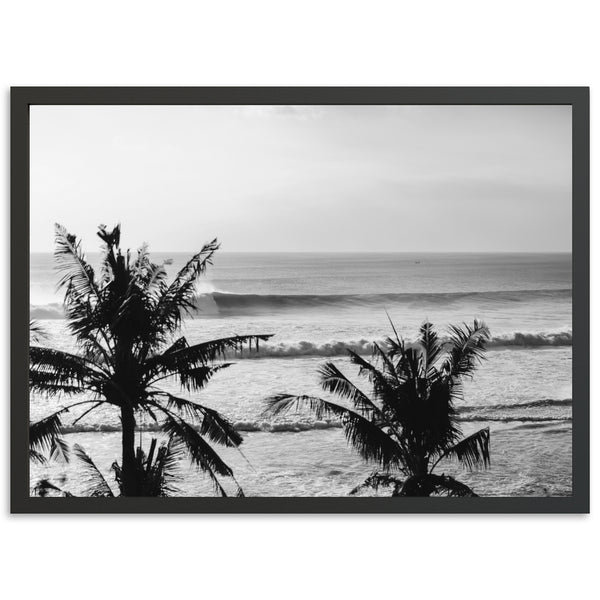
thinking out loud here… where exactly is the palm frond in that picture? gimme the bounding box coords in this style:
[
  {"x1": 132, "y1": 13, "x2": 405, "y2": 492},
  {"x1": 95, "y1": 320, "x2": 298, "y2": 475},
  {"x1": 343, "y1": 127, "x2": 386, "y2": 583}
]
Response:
[
  {"x1": 72, "y1": 444, "x2": 115, "y2": 497},
  {"x1": 265, "y1": 394, "x2": 403, "y2": 468},
  {"x1": 152, "y1": 363, "x2": 232, "y2": 391},
  {"x1": 349, "y1": 472, "x2": 404, "y2": 495},
  {"x1": 233, "y1": 477, "x2": 245, "y2": 497},
  {"x1": 111, "y1": 437, "x2": 185, "y2": 497},
  {"x1": 385, "y1": 310, "x2": 403, "y2": 348},
  {"x1": 161, "y1": 415, "x2": 240, "y2": 497},
  {"x1": 32, "y1": 479, "x2": 73, "y2": 497},
  {"x1": 54, "y1": 223, "x2": 99, "y2": 303},
  {"x1": 152, "y1": 438, "x2": 185, "y2": 496},
  {"x1": 162, "y1": 414, "x2": 234, "y2": 477},
  {"x1": 29, "y1": 346, "x2": 106, "y2": 396},
  {"x1": 49, "y1": 437, "x2": 70, "y2": 463},
  {"x1": 29, "y1": 320, "x2": 46, "y2": 342},
  {"x1": 71, "y1": 401, "x2": 105, "y2": 426},
  {"x1": 371, "y1": 343, "x2": 402, "y2": 384},
  {"x1": 347, "y1": 351, "x2": 398, "y2": 402},
  {"x1": 442, "y1": 319, "x2": 490, "y2": 382},
  {"x1": 138, "y1": 260, "x2": 167, "y2": 298},
  {"x1": 145, "y1": 334, "x2": 273, "y2": 382},
  {"x1": 157, "y1": 393, "x2": 243, "y2": 447},
  {"x1": 425, "y1": 473, "x2": 479, "y2": 497},
  {"x1": 434, "y1": 427, "x2": 490, "y2": 471},
  {"x1": 29, "y1": 400, "x2": 107, "y2": 462},
  {"x1": 318, "y1": 362, "x2": 382, "y2": 417},
  {"x1": 29, "y1": 371, "x2": 92, "y2": 397},
  {"x1": 29, "y1": 410, "x2": 68, "y2": 458},
  {"x1": 418, "y1": 320, "x2": 442, "y2": 375},
  {"x1": 154, "y1": 239, "x2": 220, "y2": 328},
  {"x1": 29, "y1": 449, "x2": 47, "y2": 464}
]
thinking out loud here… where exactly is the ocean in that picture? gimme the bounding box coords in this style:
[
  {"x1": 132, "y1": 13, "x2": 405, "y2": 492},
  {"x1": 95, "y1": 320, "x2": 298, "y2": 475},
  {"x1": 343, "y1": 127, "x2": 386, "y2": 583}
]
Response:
[{"x1": 29, "y1": 252, "x2": 573, "y2": 497}]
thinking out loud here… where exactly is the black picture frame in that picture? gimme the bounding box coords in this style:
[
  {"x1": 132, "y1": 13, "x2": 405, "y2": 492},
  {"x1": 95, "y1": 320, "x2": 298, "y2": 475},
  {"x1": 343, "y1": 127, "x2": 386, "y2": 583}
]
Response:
[{"x1": 11, "y1": 87, "x2": 590, "y2": 514}]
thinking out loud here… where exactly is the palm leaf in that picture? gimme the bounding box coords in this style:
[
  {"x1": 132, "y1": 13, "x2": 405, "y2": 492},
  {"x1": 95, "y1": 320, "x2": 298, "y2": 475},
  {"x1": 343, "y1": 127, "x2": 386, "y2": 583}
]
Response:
[
  {"x1": 157, "y1": 393, "x2": 243, "y2": 447},
  {"x1": 425, "y1": 473, "x2": 479, "y2": 497},
  {"x1": 318, "y1": 362, "x2": 382, "y2": 417},
  {"x1": 435, "y1": 427, "x2": 490, "y2": 471},
  {"x1": 161, "y1": 415, "x2": 241, "y2": 496},
  {"x1": 155, "y1": 239, "x2": 220, "y2": 327},
  {"x1": 349, "y1": 472, "x2": 404, "y2": 495},
  {"x1": 153, "y1": 438, "x2": 185, "y2": 496},
  {"x1": 145, "y1": 334, "x2": 273, "y2": 383},
  {"x1": 30, "y1": 346, "x2": 107, "y2": 395},
  {"x1": 72, "y1": 444, "x2": 115, "y2": 497},
  {"x1": 161, "y1": 415, "x2": 234, "y2": 477},
  {"x1": 347, "y1": 351, "x2": 398, "y2": 401},
  {"x1": 151, "y1": 363, "x2": 232, "y2": 392},
  {"x1": 154, "y1": 334, "x2": 272, "y2": 366},
  {"x1": 29, "y1": 320, "x2": 46, "y2": 342},
  {"x1": 54, "y1": 223, "x2": 99, "y2": 303},
  {"x1": 265, "y1": 394, "x2": 404, "y2": 468},
  {"x1": 32, "y1": 479, "x2": 73, "y2": 497},
  {"x1": 29, "y1": 449, "x2": 47, "y2": 464},
  {"x1": 29, "y1": 400, "x2": 107, "y2": 462},
  {"x1": 418, "y1": 321, "x2": 442, "y2": 375},
  {"x1": 29, "y1": 410, "x2": 67, "y2": 459},
  {"x1": 49, "y1": 437, "x2": 70, "y2": 463},
  {"x1": 442, "y1": 319, "x2": 490, "y2": 381},
  {"x1": 371, "y1": 342, "x2": 404, "y2": 387}
]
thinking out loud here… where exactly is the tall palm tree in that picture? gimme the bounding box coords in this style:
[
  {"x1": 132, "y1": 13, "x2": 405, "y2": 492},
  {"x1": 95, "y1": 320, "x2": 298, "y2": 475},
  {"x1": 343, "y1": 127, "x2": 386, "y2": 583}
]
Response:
[
  {"x1": 30, "y1": 223, "x2": 272, "y2": 496},
  {"x1": 266, "y1": 320, "x2": 491, "y2": 497}
]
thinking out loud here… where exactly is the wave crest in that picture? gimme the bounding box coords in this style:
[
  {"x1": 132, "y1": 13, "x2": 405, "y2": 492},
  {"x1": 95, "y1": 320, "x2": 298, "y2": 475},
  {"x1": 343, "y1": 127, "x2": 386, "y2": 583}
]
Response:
[
  {"x1": 200, "y1": 289, "x2": 571, "y2": 316},
  {"x1": 237, "y1": 331, "x2": 572, "y2": 359},
  {"x1": 57, "y1": 410, "x2": 571, "y2": 435}
]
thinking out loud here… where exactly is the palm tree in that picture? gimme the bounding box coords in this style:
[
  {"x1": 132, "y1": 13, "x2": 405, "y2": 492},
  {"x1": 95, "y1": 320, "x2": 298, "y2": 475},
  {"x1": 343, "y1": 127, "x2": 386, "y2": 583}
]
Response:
[
  {"x1": 33, "y1": 438, "x2": 185, "y2": 498},
  {"x1": 266, "y1": 320, "x2": 491, "y2": 497},
  {"x1": 30, "y1": 223, "x2": 272, "y2": 496}
]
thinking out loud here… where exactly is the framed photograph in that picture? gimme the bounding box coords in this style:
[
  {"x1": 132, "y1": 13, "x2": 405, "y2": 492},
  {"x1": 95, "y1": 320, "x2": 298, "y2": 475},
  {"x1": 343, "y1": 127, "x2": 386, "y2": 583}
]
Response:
[{"x1": 11, "y1": 87, "x2": 589, "y2": 513}]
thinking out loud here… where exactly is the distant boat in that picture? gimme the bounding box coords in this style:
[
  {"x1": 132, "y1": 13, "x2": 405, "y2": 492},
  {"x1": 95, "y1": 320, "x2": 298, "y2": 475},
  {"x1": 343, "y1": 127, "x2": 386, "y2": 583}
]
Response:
[
  {"x1": 414, "y1": 260, "x2": 421, "y2": 264},
  {"x1": 164, "y1": 258, "x2": 174, "y2": 265}
]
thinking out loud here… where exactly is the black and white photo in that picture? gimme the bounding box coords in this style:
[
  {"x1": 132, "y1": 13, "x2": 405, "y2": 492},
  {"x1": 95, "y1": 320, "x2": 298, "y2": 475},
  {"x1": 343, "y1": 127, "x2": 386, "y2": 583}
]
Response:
[{"x1": 12, "y1": 88, "x2": 589, "y2": 512}]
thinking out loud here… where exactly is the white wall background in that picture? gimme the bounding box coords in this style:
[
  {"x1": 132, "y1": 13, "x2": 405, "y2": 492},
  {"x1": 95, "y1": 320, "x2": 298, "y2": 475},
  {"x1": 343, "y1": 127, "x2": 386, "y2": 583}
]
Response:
[{"x1": 1, "y1": 2, "x2": 596, "y2": 598}]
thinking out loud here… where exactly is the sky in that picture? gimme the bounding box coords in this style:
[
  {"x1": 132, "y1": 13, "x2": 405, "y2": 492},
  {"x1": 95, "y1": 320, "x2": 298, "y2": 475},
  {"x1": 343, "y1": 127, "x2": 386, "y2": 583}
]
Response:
[{"x1": 30, "y1": 104, "x2": 572, "y2": 253}]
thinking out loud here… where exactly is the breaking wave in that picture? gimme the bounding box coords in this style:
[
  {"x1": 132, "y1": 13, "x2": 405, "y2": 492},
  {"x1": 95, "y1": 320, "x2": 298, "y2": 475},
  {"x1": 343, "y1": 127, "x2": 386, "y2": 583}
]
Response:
[
  {"x1": 30, "y1": 288, "x2": 571, "y2": 320},
  {"x1": 59, "y1": 420, "x2": 345, "y2": 434},
  {"x1": 194, "y1": 289, "x2": 571, "y2": 316},
  {"x1": 457, "y1": 415, "x2": 572, "y2": 423},
  {"x1": 460, "y1": 398, "x2": 572, "y2": 412},
  {"x1": 233, "y1": 331, "x2": 572, "y2": 359},
  {"x1": 58, "y1": 411, "x2": 571, "y2": 435}
]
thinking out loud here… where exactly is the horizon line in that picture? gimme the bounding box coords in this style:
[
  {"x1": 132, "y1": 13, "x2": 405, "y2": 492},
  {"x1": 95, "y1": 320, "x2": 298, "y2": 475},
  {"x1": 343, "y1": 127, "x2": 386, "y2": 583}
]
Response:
[{"x1": 29, "y1": 249, "x2": 573, "y2": 255}]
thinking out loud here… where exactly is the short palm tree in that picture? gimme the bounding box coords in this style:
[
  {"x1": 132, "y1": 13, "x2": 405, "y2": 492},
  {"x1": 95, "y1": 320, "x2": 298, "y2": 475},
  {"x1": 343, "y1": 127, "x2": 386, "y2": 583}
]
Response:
[
  {"x1": 266, "y1": 320, "x2": 491, "y2": 497},
  {"x1": 33, "y1": 437, "x2": 185, "y2": 497},
  {"x1": 30, "y1": 224, "x2": 272, "y2": 496}
]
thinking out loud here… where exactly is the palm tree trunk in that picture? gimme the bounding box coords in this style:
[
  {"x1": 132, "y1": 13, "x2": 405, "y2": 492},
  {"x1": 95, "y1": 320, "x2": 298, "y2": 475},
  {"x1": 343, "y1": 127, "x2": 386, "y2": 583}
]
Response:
[{"x1": 120, "y1": 405, "x2": 138, "y2": 496}]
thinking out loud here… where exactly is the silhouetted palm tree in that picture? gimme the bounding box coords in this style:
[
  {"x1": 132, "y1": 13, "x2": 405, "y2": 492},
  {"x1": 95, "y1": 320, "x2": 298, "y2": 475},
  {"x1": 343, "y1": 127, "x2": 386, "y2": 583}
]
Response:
[
  {"x1": 33, "y1": 438, "x2": 185, "y2": 497},
  {"x1": 266, "y1": 320, "x2": 491, "y2": 496},
  {"x1": 30, "y1": 224, "x2": 272, "y2": 496}
]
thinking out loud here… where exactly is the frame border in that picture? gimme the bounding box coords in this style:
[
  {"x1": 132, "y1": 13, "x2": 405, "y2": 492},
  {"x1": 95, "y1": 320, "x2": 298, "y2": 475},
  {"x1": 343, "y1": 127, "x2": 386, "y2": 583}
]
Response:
[{"x1": 11, "y1": 87, "x2": 590, "y2": 514}]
